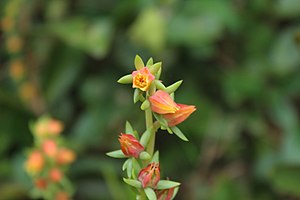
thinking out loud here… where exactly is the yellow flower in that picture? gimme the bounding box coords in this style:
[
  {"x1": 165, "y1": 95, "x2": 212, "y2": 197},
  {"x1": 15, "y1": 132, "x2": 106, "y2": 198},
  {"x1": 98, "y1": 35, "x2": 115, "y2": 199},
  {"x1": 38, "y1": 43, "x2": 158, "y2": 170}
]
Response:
[{"x1": 132, "y1": 67, "x2": 155, "y2": 91}]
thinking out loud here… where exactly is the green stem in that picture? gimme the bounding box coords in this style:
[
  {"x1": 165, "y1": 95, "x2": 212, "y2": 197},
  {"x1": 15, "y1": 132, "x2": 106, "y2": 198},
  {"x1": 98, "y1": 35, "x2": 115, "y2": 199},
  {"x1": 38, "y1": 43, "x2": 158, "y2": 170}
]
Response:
[{"x1": 145, "y1": 107, "x2": 154, "y2": 157}]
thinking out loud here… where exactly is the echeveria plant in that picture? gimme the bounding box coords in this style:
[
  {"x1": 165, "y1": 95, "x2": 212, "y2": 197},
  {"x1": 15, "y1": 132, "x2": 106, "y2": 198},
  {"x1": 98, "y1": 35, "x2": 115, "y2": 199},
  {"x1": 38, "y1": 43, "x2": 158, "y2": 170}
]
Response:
[{"x1": 107, "y1": 55, "x2": 196, "y2": 200}]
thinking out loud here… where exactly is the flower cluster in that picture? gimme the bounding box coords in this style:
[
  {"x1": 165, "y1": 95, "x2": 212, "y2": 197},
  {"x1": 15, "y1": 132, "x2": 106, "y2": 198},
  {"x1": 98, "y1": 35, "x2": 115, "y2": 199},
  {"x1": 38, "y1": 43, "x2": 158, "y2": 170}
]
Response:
[
  {"x1": 107, "y1": 55, "x2": 196, "y2": 200},
  {"x1": 24, "y1": 116, "x2": 76, "y2": 200}
]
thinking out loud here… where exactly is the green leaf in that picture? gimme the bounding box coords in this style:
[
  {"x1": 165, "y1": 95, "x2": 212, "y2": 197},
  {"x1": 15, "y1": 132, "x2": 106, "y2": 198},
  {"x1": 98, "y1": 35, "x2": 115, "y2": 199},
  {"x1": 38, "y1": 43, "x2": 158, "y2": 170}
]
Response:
[
  {"x1": 149, "y1": 62, "x2": 162, "y2": 75},
  {"x1": 156, "y1": 180, "x2": 181, "y2": 190},
  {"x1": 153, "y1": 113, "x2": 168, "y2": 128},
  {"x1": 134, "y1": 89, "x2": 140, "y2": 104},
  {"x1": 139, "y1": 151, "x2": 151, "y2": 160},
  {"x1": 131, "y1": 158, "x2": 141, "y2": 179},
  {"x1": 123, "y1": 178, "x2": 142, "y2": 189},
  {"x1": 151, "y1": 151, "x2": 159, "y2": 163},
  {"x1": 144, "y1": 188, "x2": 157, "y2": 200},
  {"x1": 172, "y1": 187, "x2": 179, "y2": 199},
  {"x1": 140, "y1": 128, "x2": 153, "y2": 147},
  {"x1": 127, "y1": 158, "x2": 133, "y2": 178},
  {"x1": 117, "y1": 74, "x2": 133, "y2": 84},
  {"x1": 165, "y1": 80, "x2": 183, "y2": 94},
  {"x1": 146, "y1": 57, "x2": 153, "y2": 66},
  {"x1": 154, "y1": 80, "x2": 166, "y2": 90},
  {"x1": 156, "y1": 67, "x2": 162, "y2": 79},
  {"x1": 141, "y1": 100, "x2": 150, "y2": 110},
  {"x1": 122, "y1": 159, "x2": 130, "y2": 171},
  {"x1": 125, "y1": 121, "x2": 134, "y2": 134},
  {"x1": 170, "y1": 126, "x2": 189, "y2": 141},
  {"x1": 106, "y1": 150, "x2": 126, "y2": 158},
  {"x1": 134, "y1": 55, "x2": 145, "y2": 70}
]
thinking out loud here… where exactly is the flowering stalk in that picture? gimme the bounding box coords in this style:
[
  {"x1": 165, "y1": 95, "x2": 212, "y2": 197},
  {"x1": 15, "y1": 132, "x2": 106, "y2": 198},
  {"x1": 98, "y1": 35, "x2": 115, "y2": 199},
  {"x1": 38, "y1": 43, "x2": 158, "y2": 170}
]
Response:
[
  {"x1": 107, "y1": 55, "x2": 196, "y2": 200},
  {"x1": 24, "y1": 116, "x2": 76, "y2": 200}
]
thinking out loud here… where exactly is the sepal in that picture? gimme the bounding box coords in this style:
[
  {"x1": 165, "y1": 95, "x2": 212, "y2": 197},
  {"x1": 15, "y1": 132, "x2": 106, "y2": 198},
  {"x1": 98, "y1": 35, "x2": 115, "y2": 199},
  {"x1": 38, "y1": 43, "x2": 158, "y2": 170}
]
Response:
[
  {"x1": 106, "y1": 150, "x2": 126, "y2": 158},
  {"x1": 165, "y1": 80, "x2": 183, "y2": 94},
  {"x1": 117, "y1": 74, "x2": 133, "y2": 84},
  {"x1": 156, "y1": 180, "x2": 181, "y2": 190},
  {"x1": 123, "y1": 178, "x2": 142, "y2": 189},
  {"x1": 170, "y1": 126, "x2": 188, "y2": 141},
  {"x1": 134, "y1": 55, "x2": 144, "y2": 70},
  {"x1": 149, "y1": 62, "x2": 161, "y2": 75},
  {"x1": 144, "y1": 188, "x2": 157, "y2": 200}
]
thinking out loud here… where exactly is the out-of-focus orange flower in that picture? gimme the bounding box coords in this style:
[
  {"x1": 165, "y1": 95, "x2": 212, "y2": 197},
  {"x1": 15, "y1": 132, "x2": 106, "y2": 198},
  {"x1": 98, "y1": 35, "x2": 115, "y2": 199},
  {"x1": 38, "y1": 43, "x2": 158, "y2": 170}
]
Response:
[
  {"x1": 35, "y1": 119, "x2": 63, "y2": 137},
  {"x1": 149, "y1": 90, "x2": 179, "y2": 114},
  {"x1": 48, "y1": 120, "x2": 63, "y2": 135},
  {"x1": 6, "y1": 35, "x2": 23, "y2": 53},
  {"x1": 118, "y1": 134, "x2": 144, "y2": 158},
  {"x1": 25, "y1": 151, "x2": 44, "y2": 174},
  {"x1": 19, "y1": 82, "x2": 36, "y2": 102},
  {"x1": 9, "y1": 59, "x2": 25, "y2": 81},
  {"x1": 132, "y1": 67, "x2": 155, "y2": 91},
  {"x1": 35, "y1": 178, "x2": 48, "y2": 190},
  {"x1": 49, "y1": 168, "x2": 62, "y2": 182},
  {"x1": 156, "y1": 187, "x2": 176, "y2": 200},
  {"x1": 138, "y1": 162, "x2": 160, "y2": 188},
  {"x1": 56, "y1": 148, "x2": 76, "y2": 165},
  {"x1": 42, "y1": 140, "x2": 57, "y2": 158},
  {"x1": 1, "y1": 16, "x2": 14, "y2": 32},
  {"x1": 163, "y1": 104, "x2": 196, "y2": 127},
  {"x1": 55, "y1": 191, "x2": 70, "y2": 200}
]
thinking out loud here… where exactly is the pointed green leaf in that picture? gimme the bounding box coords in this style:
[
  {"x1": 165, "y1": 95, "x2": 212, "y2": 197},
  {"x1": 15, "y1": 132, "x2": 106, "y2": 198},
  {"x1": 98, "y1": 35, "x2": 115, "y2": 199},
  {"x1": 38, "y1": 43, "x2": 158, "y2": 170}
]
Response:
[
  {"x1": 170, "y1": 126, "x2": 189, "y2": 141},
  {"x1": 117, "y1": 74, "x2": 133, "y2": 84},
  {"x1": 149, "y1": 62, "x2": 162, "y2": 75},
  {"x1": 156, "y1": 67, "x2": 162, "y2": 79},
  {"x1": 165, "y1": 80, "x2": 183, "y2": 94},
  {"x1": 134, "y1": 89, "x2": 140, "y2": 104},
  {"x1": 146, "y1": 57, "x2": 153, "y2": 66},
  {"x1": 125, "y1": 121, "x2": 134, "y2": 134},
  {"x1": 106, "y1": 150, "x2": 126, "y2": 158},
  {"x1": 134, "y1": 55, "x2": 144, "y2": 70},
  {"x1": 172, "y1": 187, "x2": 179, "y2": 199},
  {"x1": 151, "y1": 151, "x2": 159, "y2": 163},
  {"x1": 139, "y1": 151, "x2": 151, "y2": 160},
  {"x1": 170, "y1": 92, "x2": 175, "y2": 100},
  {"x1": 123, "y1": 178, "x2": 142, "y2": 189},
  {"x1": 122, "y1": 159, "x2": 130, "y2": 171},
  {"x1": 156, "y1": 180, "x2": 181, "y2": 190},
  {"x1": 127, "y1": 158, "x2": 133, "y2": 178},
  {"x1": 154, "y1": 80, "x2": 166, "y2": 90},
  {"x1": 153, "y1": 113, "x2": 168, "y2": 128},
  {"x1": 144, "y1": 188, "x2": 157, "y2": 200},
  {"x1": 140, "y1": 128, "x2": 153, "y2": 147},
  {"x1": 131, "y1": 158, "x2": 141, "y2": 179},
  {"x1": 141, "y1": 100, "x2": 150, "y2": 110},
  {"x1": 133, "y1": 130, "x2": 140, "y2": 140}
]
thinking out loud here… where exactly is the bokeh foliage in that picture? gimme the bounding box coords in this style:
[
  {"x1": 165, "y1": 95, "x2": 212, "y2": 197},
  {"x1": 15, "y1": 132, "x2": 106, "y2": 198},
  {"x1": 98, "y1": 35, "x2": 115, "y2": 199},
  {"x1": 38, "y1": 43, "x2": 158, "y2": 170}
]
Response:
[{"x1": 1, "y1": 0, "x2": 300, "y2": 199}]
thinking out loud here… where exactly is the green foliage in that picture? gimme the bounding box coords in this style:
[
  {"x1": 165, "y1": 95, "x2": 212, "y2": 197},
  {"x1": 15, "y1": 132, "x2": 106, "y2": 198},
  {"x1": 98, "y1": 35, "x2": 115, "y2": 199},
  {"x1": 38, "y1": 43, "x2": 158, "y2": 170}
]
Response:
[{"x1": 1, "y1": 0, "x2": 300, "y2": 199}]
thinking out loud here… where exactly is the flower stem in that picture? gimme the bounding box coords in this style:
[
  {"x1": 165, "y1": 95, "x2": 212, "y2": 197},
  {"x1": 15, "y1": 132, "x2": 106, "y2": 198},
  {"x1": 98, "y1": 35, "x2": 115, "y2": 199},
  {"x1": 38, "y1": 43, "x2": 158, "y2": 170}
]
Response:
[{"x1": 145, "y1": 107, "x2": 155, "y2": 157}]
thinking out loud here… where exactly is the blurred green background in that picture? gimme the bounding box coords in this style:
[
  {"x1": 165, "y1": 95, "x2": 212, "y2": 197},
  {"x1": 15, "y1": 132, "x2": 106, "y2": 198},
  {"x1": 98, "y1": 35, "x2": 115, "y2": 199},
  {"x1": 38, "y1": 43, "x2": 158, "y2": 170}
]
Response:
[{"x1": 1, "y1": 0, "x2": 300, "y2": 199}]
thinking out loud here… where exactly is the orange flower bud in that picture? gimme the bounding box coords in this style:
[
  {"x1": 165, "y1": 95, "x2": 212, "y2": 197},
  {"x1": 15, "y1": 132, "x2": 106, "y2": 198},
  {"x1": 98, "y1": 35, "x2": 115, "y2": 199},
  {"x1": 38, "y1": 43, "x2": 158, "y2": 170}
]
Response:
[
  {"x1": 55, "y1": 191, "x2": 70, "y2": 200},
  {"x1": 25, "y1": 151, "x2": 44, "y2": 174},
  {"x1": 163, "y1": 104, "x2": 196, "y2": 127},
  {"x1": 138, "y1": 162, "x2": 160, "y2": 188},
  {"x1": 49, "y1": 168, "x2": 62, "y2": 182},
  {"x1": 56, "y1": 148, "x2": 76, "y2": 165},
  {"x1": 35, "y1": 178, "x2": 48, "y2": 190},
  {"x1": 156, "y1": 187, "x2": 176, "y2": 200},
  {"x1": 149, "y1": 90, "x2": 179, "y2": 114},
  {"x1": 42, "y1": 140, "x2": 57, "y2": 158},
  {"x1": 48, "y1": 119, "x2": 63, "y2": 135},
  {"x1": 118, "y1": 134, "x2": 144, "y2": 158},
  {"x1": 132, "y1": 67, "x2": 155, "y2": 91}
]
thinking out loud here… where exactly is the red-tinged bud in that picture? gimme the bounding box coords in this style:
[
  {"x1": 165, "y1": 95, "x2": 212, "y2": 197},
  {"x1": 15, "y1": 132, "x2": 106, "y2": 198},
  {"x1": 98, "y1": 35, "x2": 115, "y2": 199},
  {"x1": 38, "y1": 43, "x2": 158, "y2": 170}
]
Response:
[
  {"x1": 156, "y1": 187, "x2": 176, "y2": 200},
  {"x1": 35, "y1": 178, "x2": 48, "y2": 190},
  {"x1": 163, "y1": 104, "x2": 196, "y2": 127},
  {"x1": 118, "y1": 134, "x2": 144, "y2": 158},
  {"x1": 138, "y1": 163, "x2": 160, "y2": 188},
  {"x1": 132, "y1": 67, "x2": 155, "y2": 91},
  {"x1": 56, "y1": 148, "x2": 76, "y2": 165},
  {"x1": 49, "y1": 168, "x2": 62, "y2": 182},
  {"x1": 25, "y1": 151, "x2": 44, "y2": 174},
  {"x1": 149, "y1": 90, "x2": 179, "y2": 114},
  {"x1": 48, "y1": 119, "x2": 63, "y2": 135},
  {"x1": 55, "y1": 192, "x2": 70, "y2": 200},
  {"x1": 42, "y1": 139, "x2": 57, "y2": 158}
]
